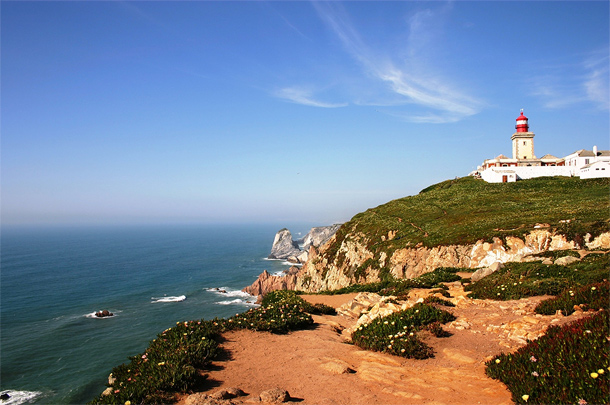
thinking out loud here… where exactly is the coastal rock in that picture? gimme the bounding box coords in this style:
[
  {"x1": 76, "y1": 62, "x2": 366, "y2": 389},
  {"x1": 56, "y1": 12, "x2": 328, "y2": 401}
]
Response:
[
  {"x1": 268, "y1": 229, "x2": 301, "y2": 260},
  {"x1": 95, "y1": 310, "x2": 113, "y2": 318},
  {"x1": 471, "y1": 262, "x2": 504, "y2": 282},
  {"x1": 554, "y1": 256, "x2": 581, "y2": 266},
  {"x1": 259, "y1": 388, "x2": 290, "y2": 403},
  {"x1": 242, "y1": 267, "x2": 300, "y2": 298}
]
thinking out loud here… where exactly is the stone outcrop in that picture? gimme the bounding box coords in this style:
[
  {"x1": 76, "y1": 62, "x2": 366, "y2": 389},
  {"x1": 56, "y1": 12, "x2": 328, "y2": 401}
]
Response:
[
  {"x1": 242, "y1": 267, "x2": 300, "y2": 299},
  {"x1": 259, "y1": 388, "x2": 290, "y2": 403},
  {"x1": 471, "y1": 262, "x2": 505, "y2": 282},
  {"x1": 294, "y1": 230, "x2": 610, "y2": 293},
  {"x1": 268, "y1": 229, "x2": 301, "y2": 261}
]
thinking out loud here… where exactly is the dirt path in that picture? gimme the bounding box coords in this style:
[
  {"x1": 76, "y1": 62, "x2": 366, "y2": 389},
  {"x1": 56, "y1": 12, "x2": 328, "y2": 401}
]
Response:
[{"x1": 180, "y1": 283, "x2": 590, "y2": 405}]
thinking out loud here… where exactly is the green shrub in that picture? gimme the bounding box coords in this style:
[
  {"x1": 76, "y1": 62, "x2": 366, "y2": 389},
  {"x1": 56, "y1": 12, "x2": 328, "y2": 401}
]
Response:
[
  {"x1": 261, "y1": 290, "x2": 336, "y2": 316},
  {"x1": 486, "y1": 310, "x2": 609, "y2": 405},
  {"x1": 351, "y1": 304, "x2": 455, "y2": 359},
  {"x1": 535, "y1": 281, "x2": 609, "y2": 316},
  {"x1": 90, "y1": 320, "x2": 219, "y2": 404},
  {"x1": 423, "y1": 295, "x2": 455, "y2": 307},
  {"x1": 532, "y1": 250, "x2": 582, "y2": 259}
]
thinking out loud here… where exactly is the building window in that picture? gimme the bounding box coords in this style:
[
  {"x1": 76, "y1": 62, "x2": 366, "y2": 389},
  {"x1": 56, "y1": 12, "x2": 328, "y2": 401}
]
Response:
[
  {"x1": 523, "y1": 141, "x2": 526, "y2": 145},
  {"x1": 585, "y1": 159, "x2": 590, "y2": 164}
]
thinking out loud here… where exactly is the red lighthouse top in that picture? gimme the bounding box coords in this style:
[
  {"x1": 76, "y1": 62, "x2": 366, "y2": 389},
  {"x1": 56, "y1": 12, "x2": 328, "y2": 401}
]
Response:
[{"x1": 515, "y1": 110, "x2": 529, "y2": 132}]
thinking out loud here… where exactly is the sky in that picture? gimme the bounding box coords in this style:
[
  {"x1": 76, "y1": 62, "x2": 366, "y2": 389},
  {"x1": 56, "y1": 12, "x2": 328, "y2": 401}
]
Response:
[{"x1": 2, "y1": 1, "x2": 609, "y2": 226}]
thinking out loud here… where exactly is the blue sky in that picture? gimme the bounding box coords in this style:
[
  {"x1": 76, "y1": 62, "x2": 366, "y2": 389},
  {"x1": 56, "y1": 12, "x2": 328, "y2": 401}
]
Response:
[{"x1": 2, "y1": 1, "x2": 609, "y2": 226}]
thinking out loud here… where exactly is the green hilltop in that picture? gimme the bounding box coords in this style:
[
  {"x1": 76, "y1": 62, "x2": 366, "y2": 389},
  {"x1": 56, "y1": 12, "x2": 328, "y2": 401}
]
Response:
[{"x1": 323, "y1": 176, "x2": 609, "y2": 264}]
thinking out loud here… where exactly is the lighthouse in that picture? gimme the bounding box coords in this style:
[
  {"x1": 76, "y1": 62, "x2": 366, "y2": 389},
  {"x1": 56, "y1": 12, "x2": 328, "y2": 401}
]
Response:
[{"x1": 511, "y1": 109, "x2": 535, "y2": 160}]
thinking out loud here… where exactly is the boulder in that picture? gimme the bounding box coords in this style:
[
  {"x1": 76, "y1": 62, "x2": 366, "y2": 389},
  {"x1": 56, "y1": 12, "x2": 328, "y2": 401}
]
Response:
[
  {"x1": 471, "y1": 262, "x2": 504, "y2": 282},
  {"x1": 554, "y1": 256, "x2": 581, "y2": 266},
  {"x1": 260, "y1": 388, "x2": 290, "y2": 403}
]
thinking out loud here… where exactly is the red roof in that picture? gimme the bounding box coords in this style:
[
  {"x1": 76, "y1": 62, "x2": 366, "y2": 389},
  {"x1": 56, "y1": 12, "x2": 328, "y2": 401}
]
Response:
[{"x1": 516, "y1": 111, "x2": 528, "y2": 121}]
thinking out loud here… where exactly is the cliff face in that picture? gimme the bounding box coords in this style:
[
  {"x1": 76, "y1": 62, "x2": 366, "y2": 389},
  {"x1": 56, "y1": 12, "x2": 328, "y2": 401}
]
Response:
[
  {"x1": 300, "y1": 224, "x2": 342, "y2": 252},
  {"x1": 294, "y1": 230, "x2": 610, "y2": 292}
]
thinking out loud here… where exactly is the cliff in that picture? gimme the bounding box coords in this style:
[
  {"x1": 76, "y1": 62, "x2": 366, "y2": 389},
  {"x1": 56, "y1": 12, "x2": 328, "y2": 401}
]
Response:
[{"x1": 293, "y1": 177, "x2": 610, "y2": 293}]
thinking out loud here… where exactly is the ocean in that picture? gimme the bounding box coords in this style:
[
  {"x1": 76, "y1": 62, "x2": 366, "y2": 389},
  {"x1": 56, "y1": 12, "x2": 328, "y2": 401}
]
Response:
[{"x1": 0, "y1": 224, "x2": 313, "y2": 404}]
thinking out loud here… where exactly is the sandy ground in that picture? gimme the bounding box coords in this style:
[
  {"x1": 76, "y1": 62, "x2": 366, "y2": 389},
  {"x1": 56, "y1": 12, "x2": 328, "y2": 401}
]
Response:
[{"x1": 179, "y1": 285, "x2": 590, "y2": 405}]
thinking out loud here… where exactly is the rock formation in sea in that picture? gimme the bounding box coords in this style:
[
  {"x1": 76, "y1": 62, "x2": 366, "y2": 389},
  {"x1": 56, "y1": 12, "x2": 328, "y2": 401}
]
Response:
[
  {"x1": 268, "y1": 229, "x2": 301, "y2": 262},
  {"x1": 268, "y1": 225, "x2": 341, "y2": 264}
]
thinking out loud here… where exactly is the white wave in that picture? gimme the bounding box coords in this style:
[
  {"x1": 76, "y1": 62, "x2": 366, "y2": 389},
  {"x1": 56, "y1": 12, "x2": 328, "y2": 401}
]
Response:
[
  {"x1": 151, "y1": 295, "x2": 186, "y2": 303},
  {"x1": 215, "y1": 298, "x2": 258, "y2": 306},
  {"x1": 0, "y1": 390, "x2": 43, "y2": 405},
  {"x1": 206, "y1": 287, "x2": 251, "y2": 298}
]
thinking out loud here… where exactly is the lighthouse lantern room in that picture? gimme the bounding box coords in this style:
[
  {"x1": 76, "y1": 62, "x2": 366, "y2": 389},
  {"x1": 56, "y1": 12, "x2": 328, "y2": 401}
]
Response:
[{"x1": 511, "y1": 109, "x2": 535, "y2": 160}]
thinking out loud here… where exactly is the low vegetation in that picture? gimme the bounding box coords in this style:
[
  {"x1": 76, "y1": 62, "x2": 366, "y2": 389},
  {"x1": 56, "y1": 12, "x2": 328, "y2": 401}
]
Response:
[
  {"x1": 464, "y1": 254, "x2": 608, "y2": 301},
  {"x1": 316, "y1": 267, "x2": 463, "y2": 298},
  {"x1": 351, "y1": 303, "x2": 455, "y2": 359},
  {"x1": 486, "y1": 310, "x2": 609, "y2": 405},
  {"x1": 534, "y1": 280, "x2": 609, "y2": 316}
]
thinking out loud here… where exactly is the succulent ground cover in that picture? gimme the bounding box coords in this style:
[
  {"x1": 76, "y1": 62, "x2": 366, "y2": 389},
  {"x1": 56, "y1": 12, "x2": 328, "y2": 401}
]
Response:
[
  {"x1": 486, "y1": 310, "x2": 609, "y2": 405},
  {"x1": 464, "y1": 254, "x2": 608, "y2": 301},
  {"x1": 89, "y1": 291, "x2": 321, "y2": 405},
  {"x1": 535, "y1": 280, "x2": 609, "y2": 316},
  {"x1": 317, "y1": 267, "x2": 462, "y2": 297},
  {"x1": 351, "y1": 303, "x2": 455, "y2": 359}
]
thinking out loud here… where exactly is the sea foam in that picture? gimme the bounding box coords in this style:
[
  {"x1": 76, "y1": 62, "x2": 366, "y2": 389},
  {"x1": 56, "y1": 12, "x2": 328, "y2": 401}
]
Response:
[
  {"x1": 206, "y1": 287, "x2": 258, "y2": 306},
  {"x1": 0, "y1": 390, "x2": 44, "y2": 405},
  {"x1": 151, "y1": 295, "x2": 186, "y2": 303}
]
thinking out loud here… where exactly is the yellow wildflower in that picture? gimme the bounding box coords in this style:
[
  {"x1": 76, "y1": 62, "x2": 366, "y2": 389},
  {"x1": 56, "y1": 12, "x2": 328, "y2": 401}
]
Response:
[
  {"x1": 522, "y1": 394, "x2": 529, "y2": 402},
  {"x1": 590, "y1": 372, "x2": 599, "y2": 378}
]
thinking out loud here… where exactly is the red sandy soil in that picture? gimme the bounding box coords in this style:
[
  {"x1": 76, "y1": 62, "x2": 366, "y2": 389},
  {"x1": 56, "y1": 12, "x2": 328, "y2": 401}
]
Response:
[{"x1": 179, "y1": 286, "x2": 590, "y2": 405}]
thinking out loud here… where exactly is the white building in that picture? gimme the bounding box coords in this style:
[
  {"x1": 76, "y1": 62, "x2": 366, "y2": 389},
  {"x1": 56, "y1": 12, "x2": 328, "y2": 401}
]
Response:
[{"x1": 476, "y1": 111, "x2": 609, "y2": 182}]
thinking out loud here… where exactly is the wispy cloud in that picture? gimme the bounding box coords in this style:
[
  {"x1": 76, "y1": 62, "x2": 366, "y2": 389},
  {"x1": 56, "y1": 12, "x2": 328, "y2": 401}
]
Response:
[
  {"x1": 286, "y1": 1, "x2": 483, "y2": 123},
  {"x1": 275, "y1": 86, "x2": 348, "y2": 108},
  {"x1": 529, "y1": 49, "x2": 609, "y2": 111}
]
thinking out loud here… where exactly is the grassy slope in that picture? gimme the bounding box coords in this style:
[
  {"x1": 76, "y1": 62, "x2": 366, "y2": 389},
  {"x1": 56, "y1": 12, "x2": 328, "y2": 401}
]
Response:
[{"x1": 324, "y1": 177, "x2": 609, "y2": 264}]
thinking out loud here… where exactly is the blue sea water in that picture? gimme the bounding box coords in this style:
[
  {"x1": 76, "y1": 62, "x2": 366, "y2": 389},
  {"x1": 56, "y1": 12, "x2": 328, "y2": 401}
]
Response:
[{"x1": 0, "y1": 224, "x2": 311, "y2": 404}]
